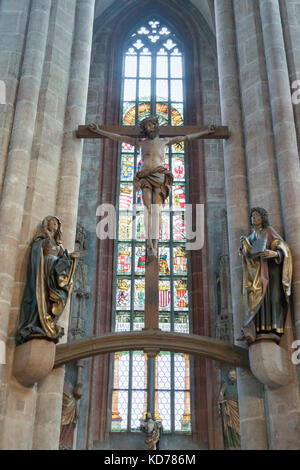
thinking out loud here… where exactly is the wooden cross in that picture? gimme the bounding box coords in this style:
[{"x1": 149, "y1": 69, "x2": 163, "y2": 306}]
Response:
[
  {"x1": 76, "y1": 123, "x2": 229, "y2": 334},
  {"x1": 76, "y1": 125, "x2": 229, "y2": 140}
]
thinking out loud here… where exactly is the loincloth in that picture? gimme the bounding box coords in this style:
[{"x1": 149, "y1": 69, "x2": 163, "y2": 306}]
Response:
[{"x1": 133, "y1": 166, "x2": 174, "y2": 204}]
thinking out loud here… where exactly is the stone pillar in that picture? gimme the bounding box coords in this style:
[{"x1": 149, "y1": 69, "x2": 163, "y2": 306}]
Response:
[
  {"x1": 259, "y1": 0, "x2": 300, "y2": 339},
  {"x1": 279, "y1": 0, "x2": 300, "y2": 151},
  {"x1": 32, "y1": 367, "x2": 65, "y2": 450},
  {"x1": 32, "y1": 0, "x2": 95, "y2": 450},
  {"x1": 215, "y1": 0, "x2": 268, "y2": 450},
  {"x1": 56, "y1": 0, "x2": 95, "y2": 336},
  {"x1": 0, "y1": 0, "x2": 51, "y2": 345},
  {"x1": 0, "y1": 0, "x2": 31, "y2": 193},
  {"x1": 234, "y1": 0, "x2": 282, "y2": 229}
]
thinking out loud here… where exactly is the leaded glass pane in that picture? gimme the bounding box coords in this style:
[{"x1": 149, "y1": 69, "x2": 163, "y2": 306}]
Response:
[
  {"x1": 118, "y1": 214, "x2": 132, "y2": 240},
  {"x1": 159, "y1": 280, "x2": 171, "y2": 311},
  {"x1": 170, "y1": 80, "x2": 183, "y2": 102},
  {"x1": 135, "y1": 245, "x2": 146, "y2": 274},
  {"x1": 173, "y1": 213, "x2": 186, "y2": 241},
  {"x1": 117, "y1": 244, "x2": 132, "y2": 275},
  {"x1": 120, "y1": 154, "x2": 134, "y2": 180},
  {"x1": 133, "y1": 311, "x2": 144, "y2": 330},
  {"x1": 156, "y1": 353, "x2": 171, "y2": 389},
  {"x1": 170, "y1": 56, "x2": 182, "y2": 78},
  {"x1": 119, "y1": 183, "x2": 133, "y2": 210},
  {"x1": 116, "y1": 278, "x2": 131, "y2": 310},
  {"x1": 172, "y1": 183, "x2": 186, "y2": 210},
  {"x1": 139, "y1": 55, "x2": 151, "y2": 77},
  {"x1": 139, "y1": 79, "x2": 151, "y2": 101},
  {"x1": 156, "y1": 79, "x2": 168, "y2": 101},
  {"x1": 173, "y1": 245, "x2": 187, "y2": 275},
  {"x1": 124, "y1": 79, "x2": 136, "y2": 101},
  {"x1": 172, "y1": 155, "x2": 185, "y2": 180},
  {"x1": 156, "y1": 55, "x2": 168, "y2": 78},
  {"x1": 115, "y1": 312, "x2": 131, "y2": 332},
  {"x1": 131, "y1": 391, "x2": 147, "y2": 431},
  {"x1": 124, "y1": 54, "x2": 137, "y2": 77},
  {"x1": 134, "y1": 278, "x2": 145, "y2": 310},
  {"x1": 159, "y1": 312, "x2": 171, "y2": 331},
  {"x1": 112, "y1": 390, "x2": 128, "y2": 431},
  {"x1": 155, "y1": 391, "x2": 171, "y2": 431},
  {"x1": 174, "y1": 312, "x2": 189, "y2": 334},
  {"x1": 132, "y1": 352, "x2": 147, "y2": 388},
  {"x1": 174, "y1": 279, "x2": 188, "y2": 310},
  {"x1": 159, "y1": 245, "x2": 170, "y2": 276},
  {"x1": 159, "y1": 212, "x2": 170, "y2": 241},
  {"x1": 174, "y1": 391, "x2": 191, "y2": 432}
]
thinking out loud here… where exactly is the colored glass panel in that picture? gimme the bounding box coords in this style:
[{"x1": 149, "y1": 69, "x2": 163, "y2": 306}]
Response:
[
  {"x1": 134, "y1": 278, "x2": 145, "y2": 310},
  {"x1": 173, "y1": 213, "x2": 186, "y2": 240},
  {"x1": 119, "y1": 183, "x2": 133, "y2": 210},
  {"x1": 117, "y1": 244, "x2": 132, "y2": 274},
  {"x1": 118, "y1": 214, "x2": 132, "y2": 240},
  {"x1": 173, "y1": 245, "x2": 187, "y2": 275},
  {"x1": 172, "y1": 183, "x2": 186, "y2": 210},
  {"x1": 116, "y1": 278, "x2": 131, "y2": 310},
  {"x1": 120, "y1": 154, "x2": 134, "y2": 180},
  {"x1": 172, "y1": 155, "x2": 185, "y2": 181},
  {"x1": 159, "y1": 245, "x2": 170, "y2": 276},
  {"x1": 159, "y1": 280, "x2": 171, "y2": 310},
  {"x1": 174, "y1": 279, "x2": 188, "y2": 311},
  {"x1": 135, "y1": 245, "x2": 146, "y2": 274}
]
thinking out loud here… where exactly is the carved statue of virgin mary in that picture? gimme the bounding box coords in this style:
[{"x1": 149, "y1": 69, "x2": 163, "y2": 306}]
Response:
[{"x1": 16, "y1": 216, "x2": 82, "y2": 345}]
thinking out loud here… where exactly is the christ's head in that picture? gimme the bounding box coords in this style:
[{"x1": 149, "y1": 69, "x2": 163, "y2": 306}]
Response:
[{"x1": 140, "y1": 115, "x2": 159, "y2": 139}]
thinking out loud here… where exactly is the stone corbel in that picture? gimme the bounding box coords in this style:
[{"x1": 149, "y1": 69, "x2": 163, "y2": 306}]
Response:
[
  {"x1": 13, "y1": 339, "x2": 56, "y2": 387},
  {"x1": 249, "y1": 338, "x2": 292, "y2": 389}
]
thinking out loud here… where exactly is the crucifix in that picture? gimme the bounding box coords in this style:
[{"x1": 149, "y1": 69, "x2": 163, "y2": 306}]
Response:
[{"x1": 76, "y1": 117, "x2": 229, "y2": 331}]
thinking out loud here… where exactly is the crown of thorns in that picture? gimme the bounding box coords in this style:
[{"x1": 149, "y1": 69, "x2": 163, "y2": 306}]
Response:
[{"x1": 139, "y1": 115, "x2": 159, "y2": 129}]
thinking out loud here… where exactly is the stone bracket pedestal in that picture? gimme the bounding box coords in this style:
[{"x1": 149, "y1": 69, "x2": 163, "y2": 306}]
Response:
[
  {"x1": 13, "y1": 339, "x2": 56, "y2": 387},
  {"x1": 249, "y1": 339, "x2": 292, "y2": 389}
]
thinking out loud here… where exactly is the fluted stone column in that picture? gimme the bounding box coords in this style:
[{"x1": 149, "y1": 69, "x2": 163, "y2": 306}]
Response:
[
  {"x1": 0, "y1": 0, "x2": 51, "y2": 346},
  {"x1": 258, "y1": 0, "x2": 300, "y2": 449},
  {"x1": 56, "y1": 0, "x2": 95, "y2": 303},
  {"x1": 279, "y1": 0, "x2": 300, "y2": 151},
  {"x1": 234, "y1": 0, "x2": 282, "y2": 230},
  {"x1": 215, "y1": 0, "x2": 268, "y2": 450},
  {"x1": 32, "y1": 0, "x2": 95, "y2": 450},
  {"x1": 0, "y1": 0, "x2": 31, "y2": 194},
  {"x1": 259, "y1": 0, "x2": 300, "y2": 339}
]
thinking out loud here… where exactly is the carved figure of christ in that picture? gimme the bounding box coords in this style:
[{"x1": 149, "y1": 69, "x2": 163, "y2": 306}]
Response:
[{"x1": 88, "y1": 118, "x2": 216, "y2": 262}]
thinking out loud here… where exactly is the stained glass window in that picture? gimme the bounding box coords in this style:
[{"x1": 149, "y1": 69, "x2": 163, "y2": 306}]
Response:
[{"x1": 112, "y1": 18, "x2": 191, "y2": 435}]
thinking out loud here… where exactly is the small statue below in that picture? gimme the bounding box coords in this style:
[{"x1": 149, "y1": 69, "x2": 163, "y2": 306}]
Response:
[
  {"x1": 16, "y1": 216, "x2": 83, "y2": 345},
  {"x1": 238, "y1": 207, "x2": 292, "y2": 344},
  {"x1": 140, "y1": 412, "x2": 162, "y2": 450},
  {"x1": 218, "y1": 369, "x2": 241, "y2": 449}
]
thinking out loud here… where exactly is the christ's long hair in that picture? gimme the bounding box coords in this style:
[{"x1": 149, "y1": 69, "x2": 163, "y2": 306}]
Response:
[{"x1": 139, "y1": 115, "x2": 160, "y2": 138}]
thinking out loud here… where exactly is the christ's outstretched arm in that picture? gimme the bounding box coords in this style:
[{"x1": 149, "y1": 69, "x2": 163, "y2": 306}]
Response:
[
  {"x1": 166, "y1": 125, "x2": 216, "y2": 146},
  {"x1": 88, "y1": 123, "x2": 139, "y2": 147}
]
